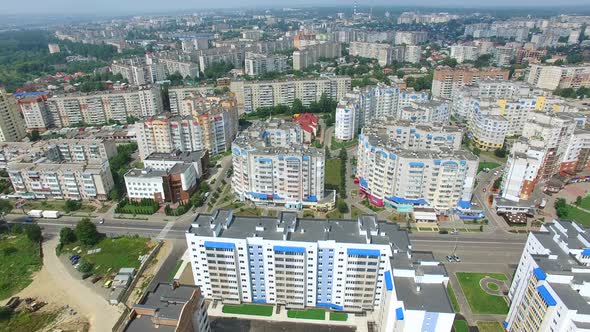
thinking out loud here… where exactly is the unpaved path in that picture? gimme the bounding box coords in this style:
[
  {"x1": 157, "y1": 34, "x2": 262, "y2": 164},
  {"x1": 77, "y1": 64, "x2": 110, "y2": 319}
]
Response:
[{"x1": 15, "y1": 237, "x2": 122, "y2": 332}]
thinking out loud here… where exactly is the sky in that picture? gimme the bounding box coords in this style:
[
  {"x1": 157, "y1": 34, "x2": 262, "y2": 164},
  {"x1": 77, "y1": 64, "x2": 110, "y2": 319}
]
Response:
[{"x1": 3, "y1": 0, "x2": 590, "y2": 15}]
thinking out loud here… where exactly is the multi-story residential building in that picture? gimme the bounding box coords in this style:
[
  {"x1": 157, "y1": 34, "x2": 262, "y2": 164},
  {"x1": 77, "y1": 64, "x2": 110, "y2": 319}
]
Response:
[
  {"x1": 505, "y1": 219, "x2": 590, "y2": 332},
  {"x1": 14, "y1": 92, "x2": 52, "y2": 132},
  {"x1": 493, "y1": 46, "x2": 514, "y2": 67},
  {"x1": 244, "y1": 52, "x2": 288, "y2": 76},
  {"x1": 8, "y1": 160, "x2": 114, "y2": 200},
  {"x1": 349, "y1": 42, "x2": 395, "y2": 66},
  {"x1": 560, "y1": 129, "x2": 590, "y2": 174},
  {"x1": 334, "y1": 84, "x2": 432, "y2": 141},
  {"x1": 125, "y1": 283, "x2": 210, "y2": 332},
  {"x1": 0, "y1": 89, "x2": 26, "y2": 142},
  {"x1": 397, "y1": 12, "x2": 459, "y2": 24},
  {"x1": 501, "y1": 138, "x2": 546, "y2": 202},
  {"x1": 394, "y1": 31, "x2": 428, "y2": 45},
  {"x1": 449, "y1": 45, "x2": 480, "y2": 64},
  {"x1": 356, "y1": 119, "x2": 477, "y2": 211},
  {"x1": 522, "y1": 112, "x2": 579, "y2": 180},
  {"x1": 432, "y1": 65, "x2": 510, "y2": 98},
  {"x1": 159, "y1": 58, "x2": 200, "y2": 79},
  {"x1": 404, "y1": 45, "x2": 421, "y2": 64},
  {"x1": 231, "y1": 119, "x2": 326, "y2": 209},
  {"x1": 0, "y1": 138, "x2": 117, "y2": 165},
  {"x1": 293, "y1": 42, "x2": 341, "y2": 70},
  {"x1": 136, "y1": 109, "x2": 237, "y2": 160},
  {"x1": 124, "y1": 163, "x2": 197, "y2": 204},
  {"x1": 229, "y1": 76, "x2": 351, "y2": 114},
  {"x1": 527, "y1": 64, "x2": 590, "y2": 90},
  {"x1": 469, "y1": 114, "x2": 509, "y2": 151},
  {"x1": 197, "y1": 47, "x2": 244, "y2": 72},
  {"x1": 168, "y1": 86, "x2": 216, "y2": 115},
  {"x1": 515, "y1": 48, "x2": 547, "y2": 64},
  {"x1": 185, "y1": 209, "x2": 454, "y2": 331},
  {"x1": 398, "y1": 100, "x2": 450, "y2": 124},
  {"x1": 46, "y1": 85, "x2": 163, "y2": 127}
]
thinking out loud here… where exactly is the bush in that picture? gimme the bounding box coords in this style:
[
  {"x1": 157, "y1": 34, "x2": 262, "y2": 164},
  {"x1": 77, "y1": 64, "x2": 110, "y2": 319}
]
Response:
[
  {"x1": 337, "y1": 200, "x2": 349, "y2": 213},
  {"x1": 115, "y1": 198, "x2": 159, "y2": 215},
  {"x1": 77, "y1": 259, "x2": 93, "y2": 273}
]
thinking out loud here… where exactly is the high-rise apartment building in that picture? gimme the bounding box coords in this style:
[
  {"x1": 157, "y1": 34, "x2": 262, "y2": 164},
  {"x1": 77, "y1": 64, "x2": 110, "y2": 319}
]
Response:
[
  {"x1": 505, "y1": 220, "x2": 590, "y2": 332},
  {"x1": 229, "y1": 76, "x2": 351, "y2": 114},
  {"x1": 527, "y1": 64, "x2": 590, "y2": 90},
  {"x1": 293, "y1": 42, "x2": 341, "y2": 70},
  {"x1": 501, "y1": 138, "x2": 546, "y2": 202},
  {"x1": 0, "y1": 89, "x2": 26, "y2": 142},
  {"x1": 432, "y1": 65, "x2": 510, "y2": 98},
  {"x1": 14, "y1": 92, "x2": 52, "y2": 133},
  {"x1": 244, "y1": 52, "x2": 288, "y2": 76},
  {"x1": 356, "y1": 119, "x2": 477, "y2": 211},
  {"x1": 185, "y1": 209, "x2": 454, "y2": 331},
  {"x1": 335, "y1": 84, "x2": 432, "y2": 141},
  {"x1": 394, "y1": 31, "x2": 428, "y2": 45},
  {"x1": 231, "y1": 119, "x2": 326, "y2": 208},
  {"x1": 449, "y1": 45, "x2": 480, "y2": 64},
  {"x1": 167, "y1": 86, "x2": 216, "y2": 115},
  {"x1": 45, "y1": 85, "x2": 163, "y2": 127}
]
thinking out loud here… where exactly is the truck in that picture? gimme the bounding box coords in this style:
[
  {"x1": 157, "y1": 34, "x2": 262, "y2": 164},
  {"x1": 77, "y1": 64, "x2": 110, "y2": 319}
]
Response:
[
  {"x1": 27, "y1": 210, "x2": 44, "y2": 218},
  {"x1": 41, "y1": 210, "x2": 61, "y2": 219}
]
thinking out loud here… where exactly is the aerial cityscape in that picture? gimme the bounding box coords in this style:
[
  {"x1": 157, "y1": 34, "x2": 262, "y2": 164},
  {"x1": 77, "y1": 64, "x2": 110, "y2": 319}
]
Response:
[{"x1": 1, "y1": 2, "x2": 590, "y2": 331}]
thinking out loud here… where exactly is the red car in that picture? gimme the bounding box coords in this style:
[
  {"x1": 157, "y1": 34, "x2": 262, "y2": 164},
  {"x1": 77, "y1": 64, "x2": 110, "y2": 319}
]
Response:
[{"x1": 483, "y1": 188, "x2": 487, "y2": 192}]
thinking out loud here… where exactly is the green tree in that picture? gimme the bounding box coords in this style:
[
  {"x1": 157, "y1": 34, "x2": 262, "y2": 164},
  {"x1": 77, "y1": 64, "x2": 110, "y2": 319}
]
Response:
[
  {"x1": 29, "y1": 130, "x2": 41, "y2": 141},
  {"x1": 77, "y1": 259, "x2": 93, "y2": 273},
  {"x1": 472, "y1": 148, "x2": 481, "y2": 156},
  {"x1": 65, "y1": 199, "x2": 82, "y2": 212},
  {"x1": 555, "y1": 198, "x2": 569, "y2": 219},
  {"x1": 325, "y1": 146, "x2": 331, "y2": 159},
  {"x1": 75, "y1": 219, "x2": 101, "y2": 246},
  {"x1": 59, "y1": 227, "x2": 77, "y2": 244},
  {"x1": 337, "y1": 200, "x2": 349, "y2": 213},
  {"x1": 576, "y1": 196, "x2": 583, "y2": 207},
  {"x1": 0, "y1": 199, "x2": 12, "y2": 217},
  {"x1": 292, "y1": 99, "x2": 304, "y2": 114},
  {"x1": 24, "y1": 224, "x2": 42, "y2": 243}
]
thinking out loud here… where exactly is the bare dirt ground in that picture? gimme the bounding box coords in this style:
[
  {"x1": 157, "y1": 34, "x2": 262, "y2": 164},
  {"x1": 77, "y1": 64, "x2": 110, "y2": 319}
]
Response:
[
  {"x1": 10, "y1": 236, "x2": 123, "y2": 332},
  {"x1": 125, "y1": 240, "x2": 171, "y2": 306}
]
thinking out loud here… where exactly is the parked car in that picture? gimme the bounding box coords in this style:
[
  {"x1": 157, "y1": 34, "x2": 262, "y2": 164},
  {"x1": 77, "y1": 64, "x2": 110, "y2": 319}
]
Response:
[
  {"x1": 69, "y1": 255, "x2": 80, "y2": 262},
  {"x1": 446, "y1": 255, "x2": 454, "y2": 263},
  {"x1": 452, "y1": 255, "x2": 461, "y2": 262},
  {"x1": 97, "y1": 218, "x2": 104, "y2": 224},
  {"x1": 91, "y1": 276, "x2": 102, "y2": 284},
  {"x1": 103, "y1": 280, "x2": 113, "y2": 288}
]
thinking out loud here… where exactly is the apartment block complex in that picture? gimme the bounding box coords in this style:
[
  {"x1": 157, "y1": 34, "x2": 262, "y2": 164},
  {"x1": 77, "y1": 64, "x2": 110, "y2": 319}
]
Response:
[
  {"x1": 349, "y1": 42, "x2": 420, "y2": 66},
  {"x1": 394, "y1": 31, "x2": 428, "y2": 45},
  {"x1": 167, "y1": 86, "x2": 216, "y2": 115},
  {"x1": 8, "y1": 160, "x2": 114, "y2": 200},
  {"x1": 45, "y1": 85, "x2": 163, "y2": 127},
  {"x1": 244, "y1": 52, "x2": 288, "y2": 76},
  {"x1": 231, "y1": 119, "x2": 326, "y2": 209},
  {"x1": 229, "y1": 76, "x2": 351, "y2": 113},
  {"x1": 197, "y1": 47, "x2": 244, "y2": 71},
  {"x1": 527, "y1": 64, "x2": 590, "y2": 90},
  {"x1": 0, "y1": 89, "x2": 26, "y2": 142},
  {"x1": 124, "y1": 163, "x2": 197, "y2": 204},
  {"x1": 356, "y1": 119, "x2": 477, "y2": 211},
  {"x1": 14, "y1": 92, "x2": 53, "y2": 132},
  {"x1": 185, "y1": 210, "x2": 454, "y2": 331},
  {"x1": 334, "y1": 84, "x2": 433, "y2": 141},
  {"x1": 506, "y1": 220, "x2": 590, "y2": 332},
  {"x1": 293, "y1": 42, "x2": 341, "y2": 70},
  {"x1": 432, "y1": 65, "x2": 510, "y2": 98},
  {"x1": 501, "y1": 138, "x2": 546, "y2": 202},
  {"x1": 449, "y1": 45, "x2": 480, "y2": 64}
]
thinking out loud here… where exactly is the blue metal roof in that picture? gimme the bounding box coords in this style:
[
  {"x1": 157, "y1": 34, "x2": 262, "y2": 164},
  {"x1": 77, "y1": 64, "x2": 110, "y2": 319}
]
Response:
[
  {"x1": 303, "y1": 155, "x2": 310, "y2": 161},
  {"x1": 347, "y1": 248, "x2": 381, "y2": 257},
  {"x1": 396, "y1": 307, "x2": 404, "y2": 320},
  {"x1": 582, "y1": 249, "x2": 590, "y2": 256},
  {"x1": 533, "y1": 267, "x2": 546, "y2": 281},
  {"x1": 303, "y1": 195, "x2": 318, "y2": 202},
  {"x1": 409, "y1": 162, "x2": 425, "y2": 167},
  {"x1": 273, "y1": 246, "x2": 305, "y2": 254},
  {"x1": 317, "y1": 302, "x2": 343, "y2": 310},
  {"x1": 537, "y1": 285, "x2": 557, "y2": 306},
  {"x1": 458, "y1": 200, "x2": 471, "y2": 209},
  {"x1": 503, "y1": 322, "x2": 508, "y2": 328},
  {"x1": 246, "y1": 192, "x2": 270, "y2": 200},
  {"x1": 204, "y1": 241, "x2": 235, "y2": 250},
  {"x1": 384, "y1": 271, "x2": 393, "y2": 290},
  {"x1": 256, "y1": 158, "x2": 273, "y2": 163},
  {"x1": 359, "y1": 177, "x2": 368, "y2": 187},
  {"x1": 386, "y1": 196, "x2": 427, "y2": 206},
  {"x1": 13, "y1": 91, "x2": 48, "y2": 98}
]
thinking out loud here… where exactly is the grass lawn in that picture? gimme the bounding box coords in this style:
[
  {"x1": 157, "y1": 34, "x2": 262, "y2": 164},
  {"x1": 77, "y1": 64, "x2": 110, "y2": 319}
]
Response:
[
  {"x1": 167, "y1": 260, "x2": 183, "y2": 282},
  {"x1": 362, "y1": 199, "x2": 384, "y2": 212},
  {"x1": 0, "y1": 235, "x2": 42, "y2": 300},
  {"x1": 331, "y1": 137, "x2": 358, "y2": 151},
  {"x1": 20, "y1": 200, "x2": 96, "y2": 213},
  {"x1": 287, "y1": 308, "x2": 326, "y2": 320},
  {"x1": 579, "y1": 196, "x2": 590, "y2": 210},
  {"x1": 326, "y1": 210, "x2": 343, "y2": 219},
  {"x1": 478, "y1": 161, "x2": 501, "y2": 174},
  {"x1": 487, "y1": 282, "x2": 499, "y2": 291},
  {"x1": 477, "y1": 321, "x2": 504, "y2": 332},
  {"x1": 325, "y1": 159, "x2": 342, "y2": 187},
  {"x1": 0, "y1": 311, "x2": 57, "y2": 332},
  {"x1": 63, "y1": 236, "x2": 153, "y2": 277},
  {"x1": 453, "y1": 320, "x2": 469, "y2": 332},
  {"x1": 564, "y1": 204, "x2": 590, "y2": 226},
  {"x1": 456, "y1": 272, "x2": 509, "y2": 315},
  {"x1": 329, "y1": 312, "x2": 348, "y2": 321},
  {"x1": 447, "y1": 284, "x2": 461, "y2": 313},
  {"x1": 222, "y1": 304, "x2": 273, "y2": 316},
  {"x1": 235, "y1": 207, "x2": 264, "y2": 216},
  {"x1": 351, "y1": 206, "x2": 365, "y2": 219}
]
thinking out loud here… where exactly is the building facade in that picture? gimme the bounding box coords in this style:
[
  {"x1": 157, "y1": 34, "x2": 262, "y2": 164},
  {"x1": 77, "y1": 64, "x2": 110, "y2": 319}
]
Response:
[
  {"x1": 185, "y1": 210, "x2": 454, "y2": 331},
  {"x1": 231, "y1": 119, "x2": 326, "y2": 209},
  {"x1": 0, "y1": 89, "x2": 26, "y2": 142},
  {"x1": 244, "y1": 52, "x2": 288, "y2": 76},
  {"x1": 527, "y1": 64, "x2": 590, "y2": 90},
  {"x1": 293, "y1": 42, "x2": 341, "y2": 70},
  {"x1": 432, "y1": 66, "x2": 510, "y2": 99}
]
